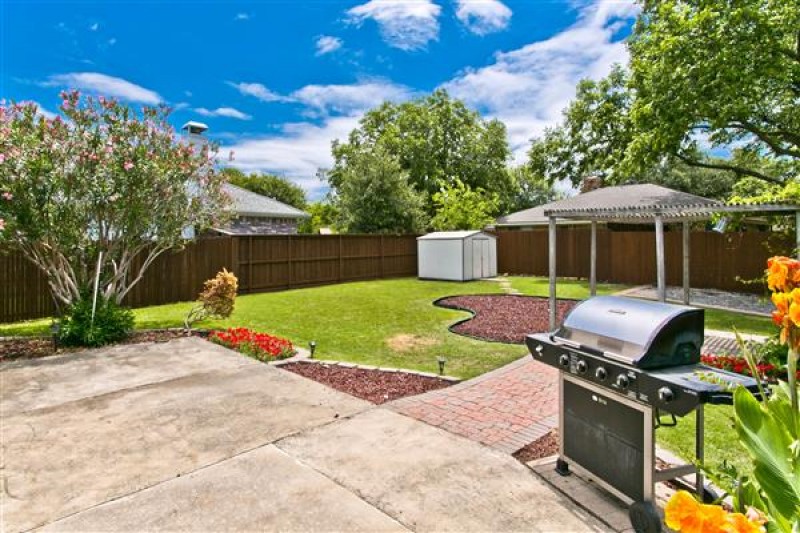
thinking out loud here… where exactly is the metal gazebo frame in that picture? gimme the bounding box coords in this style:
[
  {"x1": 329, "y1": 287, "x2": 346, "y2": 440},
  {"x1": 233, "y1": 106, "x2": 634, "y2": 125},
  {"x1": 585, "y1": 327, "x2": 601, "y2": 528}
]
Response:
[{"x1": 544, "y1": 203, "x2": 800, "y2": 330}]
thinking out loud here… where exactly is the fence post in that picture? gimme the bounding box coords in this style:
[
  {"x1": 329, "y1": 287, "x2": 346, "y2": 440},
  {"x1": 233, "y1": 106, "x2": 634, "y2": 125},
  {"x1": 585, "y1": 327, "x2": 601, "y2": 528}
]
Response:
[
  {"x1": 380, "y1": 235, "x2": 385, "y2": 278},
  {"x1": 229, "y1": 236, "x2": 239, "y2": 277},
  {"x1": 287, "y1": 234, "x2": 293, "y2": 289},
  {"x1": 248, "y1": 236, "x2": 254, "y2": 295},
  {"x1": 338, "y1": 235, "x2": 343, "y2": 282}
]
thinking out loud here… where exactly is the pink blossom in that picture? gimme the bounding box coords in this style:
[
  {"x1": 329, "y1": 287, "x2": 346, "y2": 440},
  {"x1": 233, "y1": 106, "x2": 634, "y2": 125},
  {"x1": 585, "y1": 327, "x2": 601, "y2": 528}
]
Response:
[
  {"x1": 0, "y1": 153, "x2": 4, "y2": 164},
  {"x1": 0, "y1": 219, "x2": 5, "y2": 231},
  {"x1": 123, "y1": 161, "x2": 134, "y2": 171},
  {"x1": 2, "y1": 192, "x2": 12, "y2": 201}
]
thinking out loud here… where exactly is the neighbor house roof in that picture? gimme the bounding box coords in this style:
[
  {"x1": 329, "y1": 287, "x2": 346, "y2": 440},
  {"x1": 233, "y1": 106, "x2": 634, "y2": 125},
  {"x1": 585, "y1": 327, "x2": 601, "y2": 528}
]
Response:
[
  {"x1": 223, "y1": 183, "x2": 309, "y2": 219},
  {"x1": 495, "y1": 184, "x2": 722, "y2": 227}
]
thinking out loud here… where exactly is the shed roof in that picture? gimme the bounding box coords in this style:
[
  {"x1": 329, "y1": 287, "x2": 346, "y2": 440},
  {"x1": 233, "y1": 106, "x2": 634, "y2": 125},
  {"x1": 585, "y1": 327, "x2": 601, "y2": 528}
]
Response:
[
  {"x1": 496, "y1": 184, "x2": 723, "y2": 226},
  {"x1": 223, "y1": 183, "x2": 309, "y2": 219},
  {"x1": 418, "y1": 230, "x2": 495, "y2": 240}
]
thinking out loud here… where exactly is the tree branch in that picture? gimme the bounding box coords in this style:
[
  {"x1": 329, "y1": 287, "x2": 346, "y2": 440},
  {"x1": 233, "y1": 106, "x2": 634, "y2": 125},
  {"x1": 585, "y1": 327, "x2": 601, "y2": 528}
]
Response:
[{"x1": 674, "y1": 153, "x2": 784, "y2": 184}]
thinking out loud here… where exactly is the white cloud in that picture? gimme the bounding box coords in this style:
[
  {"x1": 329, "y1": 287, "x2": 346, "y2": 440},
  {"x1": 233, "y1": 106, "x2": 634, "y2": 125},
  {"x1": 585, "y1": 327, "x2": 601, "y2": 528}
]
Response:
[
  {"x1": 227, "y1": 81, "x2": 284, "y2": 103},
  {"x1": 290, "y1": 81, "x2": 413, "y2": 116},
  {"x1": 89, "y1": 22, "x2": 99, "y2": 31},
  {"x1": 346, "y1": 0, "x2": 441, "y2": 51},
  {"x1": 222, "y1": 116, "x2": 360, "y2": 198},
  {"x1": 44, "y1": 72, "x2": 161, "y2": 104},
  {"x1": 315, "y1": 35, "x2": 343, "y2": 55},
  {"x1": 442, "y1": 0, "x2": 638, "y2": 160},
  {"x1": 195, "y1": 107, "x2": 252, "y2": 120},
  {"x1": 219, "y1": 0, "x2": 638, "y2": 197},
  {"x1": 234, "y1": 13, "x2": 249, "y2": 20},
  {"x1": 218, "y1": 80, "x2": 414, "y2": 197},
  {"x1": 455, "y1": 0, "x2": 512, "y2": 35}
]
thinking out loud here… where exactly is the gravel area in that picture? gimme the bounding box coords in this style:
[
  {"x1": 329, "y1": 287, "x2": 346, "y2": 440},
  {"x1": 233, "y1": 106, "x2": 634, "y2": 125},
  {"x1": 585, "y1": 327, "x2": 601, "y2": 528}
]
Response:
[
  {"x1": 436, "y1": 295, "x2": 577, "y2": 344},
  {"x1": 513, "y1": 430, "x2": 559, "y2": 463},
  {"x1": 622, "y1": 286, "x2": 772, "y2": 316},
  {"x1": 281, "y1": 362, "x2": 452, "y2": 404},
  {"x1": 0, "y1": 329, "x2": 203, "y2": 362}
]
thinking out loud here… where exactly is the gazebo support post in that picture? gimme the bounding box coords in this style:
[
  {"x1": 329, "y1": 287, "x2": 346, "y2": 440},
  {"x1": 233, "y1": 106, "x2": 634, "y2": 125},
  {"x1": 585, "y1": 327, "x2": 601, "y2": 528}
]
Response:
[
  {"x1": 655, "y1": 215, "x2": 666, "y2": 302},
  {"x1": 590, "y1": 220, "x2": 597, "y2": 297},
  {"x1": 549, "y1": 216, "x2": 557, "y2": 331},
  {"x1": 796, "y1": 211, "x2": 800, "y2": 260},
  {"x1": 682, "y1": 221, "x2": 690, "y2": 305}
]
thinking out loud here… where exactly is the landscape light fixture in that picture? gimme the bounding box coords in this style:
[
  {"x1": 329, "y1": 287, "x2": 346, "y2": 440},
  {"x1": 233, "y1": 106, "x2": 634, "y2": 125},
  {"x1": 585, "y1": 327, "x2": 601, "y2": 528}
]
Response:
[
  {"x1": 308, "y1": 340, "x2": 317, "y2": 358},
  {"x1": 50, "y1": 321, "x2": 60, "y2": 351},
  {"x1": 437, "y1": 356, "x2": 447, "y2": 376}
]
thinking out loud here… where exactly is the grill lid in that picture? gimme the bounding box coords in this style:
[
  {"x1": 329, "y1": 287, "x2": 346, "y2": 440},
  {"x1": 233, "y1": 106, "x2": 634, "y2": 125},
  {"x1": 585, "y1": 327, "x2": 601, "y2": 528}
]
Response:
[{"x1": 554, "y1": 296, "x2": 703, "y2": 368}]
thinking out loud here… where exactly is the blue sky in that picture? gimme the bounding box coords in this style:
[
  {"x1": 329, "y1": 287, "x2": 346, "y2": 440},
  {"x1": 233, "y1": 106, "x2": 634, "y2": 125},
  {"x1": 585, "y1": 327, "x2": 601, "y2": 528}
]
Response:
[{"x1": 1, "y1": 0, "x2": 638, "y2": 197}]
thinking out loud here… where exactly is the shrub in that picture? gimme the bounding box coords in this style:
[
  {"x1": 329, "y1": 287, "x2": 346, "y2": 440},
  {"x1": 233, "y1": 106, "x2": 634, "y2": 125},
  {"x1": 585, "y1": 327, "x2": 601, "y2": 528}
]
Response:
[
  {"x1": 209, "y1": 327, "x2": 294, "y2": 362},
  {"x1": 58, "y1": 290, "x2": 134, "y2": 347},
  {"x1": 184, "y1": 269, "x2": 238, "y2": 329}
]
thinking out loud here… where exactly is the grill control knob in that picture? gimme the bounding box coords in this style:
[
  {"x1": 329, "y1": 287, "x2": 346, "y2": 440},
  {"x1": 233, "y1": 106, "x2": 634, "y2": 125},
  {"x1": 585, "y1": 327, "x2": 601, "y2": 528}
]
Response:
[
  {"x1": 616, "y1": 374, "x2": 630, "y2": 390},
  {"x1": 576, "y1": 360, "x2": 588, "y2": 374},
  {"x1": 595, "y1": 367, "x2": 607, "y2": 381},
  {"x1": 658, "y1": 387, "x2": 675, "y2": 403},
  {"x1": 558, "y1": 354, "x2": 570, "y2": 368}
]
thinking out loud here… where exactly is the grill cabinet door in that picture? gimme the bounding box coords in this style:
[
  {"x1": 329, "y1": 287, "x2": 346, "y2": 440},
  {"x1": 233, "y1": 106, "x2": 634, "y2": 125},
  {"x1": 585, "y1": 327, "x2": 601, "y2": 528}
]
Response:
[{"x1": 562, "y1": 377, "x2": 648, "y2": 502}]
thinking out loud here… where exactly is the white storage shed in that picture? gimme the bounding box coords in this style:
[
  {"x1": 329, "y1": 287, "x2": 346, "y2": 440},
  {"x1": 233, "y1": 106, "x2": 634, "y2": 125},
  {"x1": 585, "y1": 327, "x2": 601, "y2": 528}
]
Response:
[{"x1": 417, "y1": 231, "x2": 498, "y2": 281}]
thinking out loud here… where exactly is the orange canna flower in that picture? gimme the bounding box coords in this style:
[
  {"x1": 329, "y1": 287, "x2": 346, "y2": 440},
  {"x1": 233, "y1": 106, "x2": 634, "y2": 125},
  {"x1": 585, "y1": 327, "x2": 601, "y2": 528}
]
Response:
[
  {"x1": 767, "y1": 257, "x2": 790, "y2": 292},
  {"x1": 666, "y1": 491, "x2": 765, "y2": 533},
  {"x1": 666, "y1": 491, "x2": 701, "y2": 532},
  {"x1": 723, "y1": 512, "x2": 765, "y2": 533},
  {"x1": 791, "y1": 302, "x2": 800, "y2": 328}
]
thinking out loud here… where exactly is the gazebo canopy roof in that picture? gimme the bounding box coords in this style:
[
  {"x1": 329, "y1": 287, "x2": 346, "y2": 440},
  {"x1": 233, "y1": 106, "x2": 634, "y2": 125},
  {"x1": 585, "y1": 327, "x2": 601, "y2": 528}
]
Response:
[{"x1": 542, "y1": 184, "x2": 797, "y2": 222}]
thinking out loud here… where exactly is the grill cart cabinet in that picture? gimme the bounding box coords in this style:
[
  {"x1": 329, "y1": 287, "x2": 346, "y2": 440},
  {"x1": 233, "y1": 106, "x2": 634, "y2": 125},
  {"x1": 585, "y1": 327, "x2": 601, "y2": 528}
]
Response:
[{"x1": 417, "y1": 231, "x2": 497, "y2": 281}]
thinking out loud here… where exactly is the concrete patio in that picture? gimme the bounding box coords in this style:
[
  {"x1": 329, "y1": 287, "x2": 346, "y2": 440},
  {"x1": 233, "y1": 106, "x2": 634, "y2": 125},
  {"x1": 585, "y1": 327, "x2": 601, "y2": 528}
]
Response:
[{"x1": 1, "y1": 337, "x2": 605, "y2": 532}]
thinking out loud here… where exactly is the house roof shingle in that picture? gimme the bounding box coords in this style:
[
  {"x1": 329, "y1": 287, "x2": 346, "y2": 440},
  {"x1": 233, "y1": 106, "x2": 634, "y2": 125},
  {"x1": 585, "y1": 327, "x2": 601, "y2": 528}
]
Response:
[{"x1": 223, "y1": 183, "x2": 309, "y2": 219}]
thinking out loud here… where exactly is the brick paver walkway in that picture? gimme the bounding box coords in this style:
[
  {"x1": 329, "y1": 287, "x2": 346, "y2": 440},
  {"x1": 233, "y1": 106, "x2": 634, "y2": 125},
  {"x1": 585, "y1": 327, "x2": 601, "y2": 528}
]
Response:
[
  {"x1": 390, "y1": 356, "x2": 557, "y2": 454},
  {"x1": 391, "y1": 332, "x2": 747, "y2": 456}
]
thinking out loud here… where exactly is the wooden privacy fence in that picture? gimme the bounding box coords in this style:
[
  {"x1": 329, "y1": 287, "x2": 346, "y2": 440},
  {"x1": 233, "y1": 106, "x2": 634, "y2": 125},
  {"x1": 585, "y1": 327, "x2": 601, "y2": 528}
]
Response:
[
  {"x1": 496, "y1": 228, "x2": 785, "y2": 294},
  {"x1": 0, "y1": 234, "x2": 418, "y2": 323}
]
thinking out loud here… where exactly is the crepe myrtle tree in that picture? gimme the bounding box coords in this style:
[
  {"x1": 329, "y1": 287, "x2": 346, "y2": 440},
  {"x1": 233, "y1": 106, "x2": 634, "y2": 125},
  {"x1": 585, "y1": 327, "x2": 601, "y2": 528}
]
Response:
[{"x1": 0, "y1": 92, "x2": 229, "y2": 308}]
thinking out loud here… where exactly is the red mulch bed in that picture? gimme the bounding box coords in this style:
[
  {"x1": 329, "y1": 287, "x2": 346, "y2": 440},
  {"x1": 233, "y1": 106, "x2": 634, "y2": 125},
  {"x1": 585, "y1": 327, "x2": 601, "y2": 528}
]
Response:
[
  {"x1": 436, "y1": 295, "x2": 577, "y2": 344},
  {"x1": 513, "y1": 430, "x2": 559, "y2": 463},
  {"x1": 281, "y1": 362, "x2": 452, "y2": 404},
  {"x1": 0, "y1": 329, "x2": 203, "y2": 362}
]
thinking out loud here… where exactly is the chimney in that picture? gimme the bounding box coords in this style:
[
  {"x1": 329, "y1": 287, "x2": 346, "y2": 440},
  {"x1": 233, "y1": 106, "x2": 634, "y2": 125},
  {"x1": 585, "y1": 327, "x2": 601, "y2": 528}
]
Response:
[
  {"x1": 580, "y1": 175, "x2": 603, "y2": 193},
  {"x1": 181, "y1": 121, "x2": 209, "y2": 146}
]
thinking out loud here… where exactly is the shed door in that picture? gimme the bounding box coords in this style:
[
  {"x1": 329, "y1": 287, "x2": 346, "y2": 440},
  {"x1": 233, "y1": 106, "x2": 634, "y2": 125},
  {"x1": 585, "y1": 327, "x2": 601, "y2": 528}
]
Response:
[
  {"x1": 472, "y1": 239, "x2": 490, "y2": 279},
  {"x1": 481, "y1": 240, "x2": 490, "y2": 277}
]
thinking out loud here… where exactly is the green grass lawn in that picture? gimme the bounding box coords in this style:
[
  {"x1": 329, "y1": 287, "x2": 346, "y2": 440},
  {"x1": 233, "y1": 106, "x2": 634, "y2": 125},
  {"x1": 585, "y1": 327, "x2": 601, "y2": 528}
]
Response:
[
  {"x1": 0, "y1": 275, "x2": 772, "y2": 471},
  {"x1": 508, "y1": 276, "x2": 774, "y2": 336},
  {"x1": 1, "y1": 279, "x2": 524, "y2": 379}
]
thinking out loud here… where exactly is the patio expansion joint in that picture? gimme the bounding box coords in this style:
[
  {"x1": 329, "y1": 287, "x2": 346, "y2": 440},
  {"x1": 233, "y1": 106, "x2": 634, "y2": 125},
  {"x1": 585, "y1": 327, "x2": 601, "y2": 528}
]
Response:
[
  {"x1": 271, "y1": 433, "x2": 414, "y2": 532},
  {"x1": 34, "y1": 400, "x2": 380, "y2": 532}
]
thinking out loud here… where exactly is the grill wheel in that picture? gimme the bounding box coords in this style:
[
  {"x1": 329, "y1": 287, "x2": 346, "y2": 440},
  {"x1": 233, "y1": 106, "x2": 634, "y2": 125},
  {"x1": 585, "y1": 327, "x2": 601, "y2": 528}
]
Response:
[{"x1": 629, "y1": 501, "x2": 662, "y2": 533}]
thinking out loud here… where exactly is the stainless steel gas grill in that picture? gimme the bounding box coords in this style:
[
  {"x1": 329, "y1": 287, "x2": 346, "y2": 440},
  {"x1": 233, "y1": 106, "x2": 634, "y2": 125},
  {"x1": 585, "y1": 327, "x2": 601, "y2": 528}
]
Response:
[{"x1": 526, "y1": 295, "x2": 763, "y2": 533}]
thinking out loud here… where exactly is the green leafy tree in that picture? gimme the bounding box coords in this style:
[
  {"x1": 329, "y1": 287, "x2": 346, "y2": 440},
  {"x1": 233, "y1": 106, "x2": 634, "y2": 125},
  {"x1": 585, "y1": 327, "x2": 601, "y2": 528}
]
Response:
[
  {"x1": 528, "y1": 1, "x2": 799, "y2": 188},
  {"x1": 430, "y1": 179, "x2": 499, "y2": 231},
  {"x1": 330, "y1": 89, "x2": 513, "y2": 214},
  {"x1": 624, "y1": 0, "x2": 800, "y2": 183},
  {"x1": 0, "y1": 93, "x2": 228, "y2": 306},
  {"x1": 298, "y1": 201, "x2": 340, "y2": 234},
  {"x1": 334, "y1": 146, "x2": 427, "y2": 234},
  {"x1": 506, "y1": 166, "x2": 563, "y2": 211},
  {"x1": 527, "y1": 65, "x2": 634, "y2": 187},
  {"x1": 221, "y1": 168, "x2": 306, "y2": 210}
]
